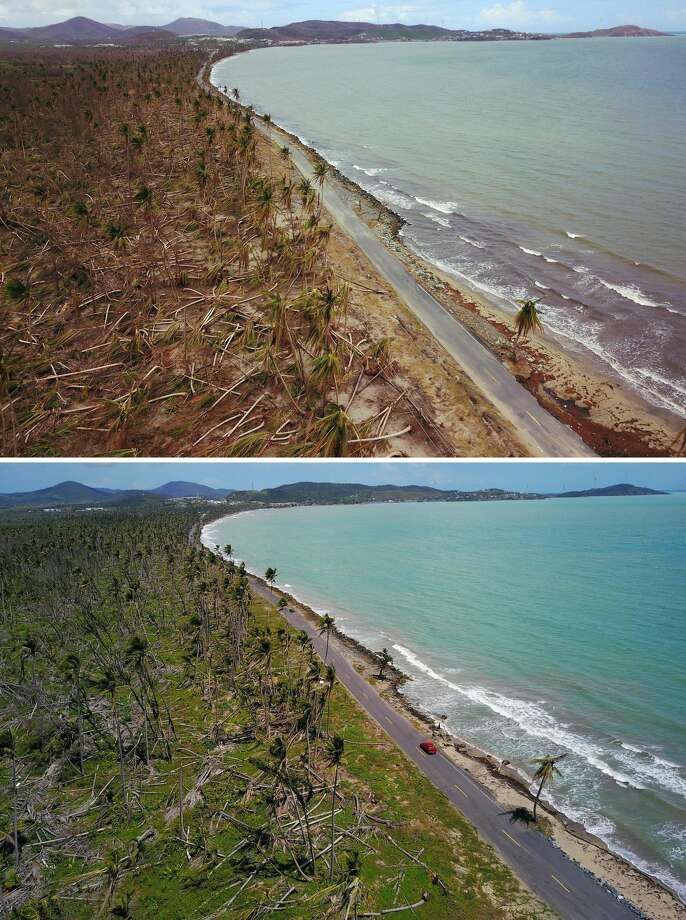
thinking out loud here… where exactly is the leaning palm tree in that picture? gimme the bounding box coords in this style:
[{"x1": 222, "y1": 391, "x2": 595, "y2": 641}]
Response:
[
  {"x1": 318, "y1": 613, "x2": 335, "y2": 660},
  {"x1": 514, "y1": 298, "x2": 543, "y2": 342},
  {"x1": 265, "y1": 567, "x2": 278, "y2": 590},
  {"x1": 531, "y1": 753, "x2": 567, "y2": 821},
  {"x1": 325, "y1": 735, "x2": 345, "y2": 880}
]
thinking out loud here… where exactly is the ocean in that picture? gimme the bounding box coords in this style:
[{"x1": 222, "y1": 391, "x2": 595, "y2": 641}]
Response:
[
  {"x1": 211, "y1": 38, "x2": 686, "y2": 419},
  {"x1": 202, "y1": 495, "x2": 686, "y2": 899}
]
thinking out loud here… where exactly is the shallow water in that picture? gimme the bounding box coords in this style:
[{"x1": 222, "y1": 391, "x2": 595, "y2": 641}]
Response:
[
  {"x1": 203, "y1": 495, "x2": 686, "y2": 898},
  {"x1": 212, "y1": 38, "x2": 686, "y2": 417}
]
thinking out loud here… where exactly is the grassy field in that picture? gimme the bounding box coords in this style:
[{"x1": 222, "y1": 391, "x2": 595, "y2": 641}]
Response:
[{"x1": 0, "y1": 506, "x2": 552, "y2": 918}]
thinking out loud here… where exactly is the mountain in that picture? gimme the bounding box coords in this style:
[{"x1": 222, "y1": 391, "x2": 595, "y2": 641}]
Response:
[
  {"x1": 152, "y1": 481, "x2": 233, "y2": 498},
  {"x1": 563, "y1": 24, "x2": 669, "y2": 38},
  {"x1": 0, "y1": 16, "x2": 178, "y2": 44},
  {"x1": 0, "y1": 26, "x2": 26, "y2": 40},
  {"x1": 555, "y1": 483, "x2": 666, "y2": 498},
  {"x1": 162, "y1": 18, "x2": 242, "y2": 36},
  {"x1": 236, "y1": 19, "x2": 549, "y2": 43},
  {"x1": 0, "y1": 480, "x2": 147, "y2": 509},
  {"x1": 245, "y1": 482, "x2": 545, "y2": 504},
  {"x1": 0, "y1": 479, "x2": 235, "y2": 508},
  {"x1": 0, "y1": 480, "x2": 667, "y2": 510},
  {"x1": 25, "y1": 16, "x2": 119, "y2": 41}
]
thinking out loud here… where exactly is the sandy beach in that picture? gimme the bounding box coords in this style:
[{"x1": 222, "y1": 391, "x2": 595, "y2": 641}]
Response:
[
  {"x1": 200, "y1": 510, "x2": 686, "y2": 920},
  {"x1": 205, "y1": 51, "x2": 685, "y2": 457}
]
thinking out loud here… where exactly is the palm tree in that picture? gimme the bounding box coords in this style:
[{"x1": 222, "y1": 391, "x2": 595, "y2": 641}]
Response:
[
  {"x1": 318, "y1": 613, "x2": 335, "y2": 660},
  {"x1": 311, "y1": 404, "x2": 357, "y2": 457},
  {"x1": 0, "y1": 729, "x2": 19, "y2": 867},
  {"x1": 134, "y1": 185, "x2": 153, "y2": 213},
  {"x1": 62, "y1": 652, "x2": 85, "y2": 772},
  {"x1": 531, "y1": 753, "x2": 567, "y2": 821},
  {"x1": 295, "y1": 630, "x2": 312, "y2": 681},
  {"x1": 18, "y1": 635, "x2": 37, "y2": 682},
  {"x1": 514, "y1": 298, "x2": 543, "y2": 342},
  {"x1": 90, "y1": 669, "x2": 129, "y2": 821},
  {"x1": 262, "y1": 113, "x2": 273, "y2": 174},
  {"x1": 223, "y1": 544, "x2": 233, "y2": 561},
  {"x1": 310, "y1": 351, "x2": 341, "y2": 403},
  {"x1": 324, "y1": 663, "x2": 336, "y2": 733},
  {"x1": 265, "y1": 567, "x2": 278, "y2": 590},
  {"x1": 325, "y1": 735, "x2": 345, "y2": 880},
  {"x1": 375, "y1": 647, "x2": 393, "y2": 680},
  {"x1": 313, "y1": 161, "x2": 330, "y2": 216}
]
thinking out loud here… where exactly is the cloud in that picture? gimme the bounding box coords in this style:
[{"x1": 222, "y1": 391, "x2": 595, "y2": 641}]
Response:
[
  {"x1": 340, "y1": 3, "x2": 420, "y2": 23},
  {"x1": 478, "y1": 0, "x2": 565, "y2": 29}
]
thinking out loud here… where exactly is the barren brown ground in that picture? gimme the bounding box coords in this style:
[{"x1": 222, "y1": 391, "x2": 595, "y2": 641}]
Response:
[{"x1": 0, "y1": 46, "x2": 524, "y2": 458}]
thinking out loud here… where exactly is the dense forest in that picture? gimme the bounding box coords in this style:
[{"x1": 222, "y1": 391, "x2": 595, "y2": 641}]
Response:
[
  {"x1": 0, "y1": 507, "x2": 548, "y2": 918},
  {"x1": 0, "y1": 46, "x2": 440, "y2": 458}
]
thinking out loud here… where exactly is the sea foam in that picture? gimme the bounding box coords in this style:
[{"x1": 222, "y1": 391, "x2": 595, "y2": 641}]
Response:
[
  {"x1": 391, "y1": 643, "x2": 677, "y2": 794},
  {"x1": 415, "y1": 197, "x2": 459, "y2": 214}
]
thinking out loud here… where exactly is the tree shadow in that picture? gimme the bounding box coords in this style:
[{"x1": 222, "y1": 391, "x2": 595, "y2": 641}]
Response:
[{"x1": 500, "y1": 806, "x2": 536, "y2": 826}]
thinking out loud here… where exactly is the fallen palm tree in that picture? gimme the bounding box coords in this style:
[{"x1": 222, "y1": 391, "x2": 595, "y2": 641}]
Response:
[
  {"x1": 0, "y1": 46, "x2": 451, "y2": 458},
  {"x1": 0, "y1": 506, "x2": 548, "y2": 917}
]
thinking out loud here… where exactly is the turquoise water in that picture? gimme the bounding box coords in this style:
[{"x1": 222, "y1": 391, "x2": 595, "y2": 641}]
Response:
[
  {"x1": 212, "y1": 39, "x2": 686, "y2": 418},
  {"x1": 203, "y1": 495, "x2": 686, "y2": 898}
]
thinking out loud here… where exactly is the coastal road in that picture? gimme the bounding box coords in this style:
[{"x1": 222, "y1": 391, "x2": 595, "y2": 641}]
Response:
[
  {"x1": 244, "y1": 104, "x2": 596, "y2": 458},
  {"x1": 251, "y1": 578, "x2": 638, "y2": 920}
]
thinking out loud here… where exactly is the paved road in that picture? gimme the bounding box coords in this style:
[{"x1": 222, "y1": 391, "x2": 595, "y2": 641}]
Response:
[
  {"x1": 247, "y1": 113, "x2": 595, "y2": 458},
  {"x1": 251, "y1": 578, "x2": 639, "y2": 920}
]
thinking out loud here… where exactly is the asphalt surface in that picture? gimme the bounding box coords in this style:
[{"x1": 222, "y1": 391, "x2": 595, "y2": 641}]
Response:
[
  {"x1": 251, "y1": 578, "x2": 640, "y2": 920},
  {"x1": 248, "y1": 116, "x2": 596, "y2": 458}
]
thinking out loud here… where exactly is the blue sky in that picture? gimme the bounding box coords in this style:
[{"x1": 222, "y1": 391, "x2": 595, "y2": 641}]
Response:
[
  {"x1": 3, "y1": 0, "x2": 684, "y2": 31},
  {"x1": 0, "y1": 460, "x2": 683, "y2": 494}
]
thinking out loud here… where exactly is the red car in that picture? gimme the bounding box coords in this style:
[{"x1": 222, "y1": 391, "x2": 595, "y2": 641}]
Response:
[{"x1": 419, "y1": 740, "x2": 438, "y2": 755}]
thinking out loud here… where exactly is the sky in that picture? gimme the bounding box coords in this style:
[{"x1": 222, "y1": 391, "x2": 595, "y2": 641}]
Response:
[
  {"x1": 2, "y1": 0, "x2": 685, "y2": 32},
  {"x1": 0, "y1": 460, "x2": 684, "y2": 494}
]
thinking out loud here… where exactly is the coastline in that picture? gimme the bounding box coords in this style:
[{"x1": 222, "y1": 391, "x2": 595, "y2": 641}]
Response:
[
  {"x1": 205, "y1": 51, "x2": 684, "y2": 457},
  {"x1": 199, "y1": 507, "x2": 686, "y2": 919}
]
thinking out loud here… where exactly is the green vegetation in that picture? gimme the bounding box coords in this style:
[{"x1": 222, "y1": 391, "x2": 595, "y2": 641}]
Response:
[
  {"x1": 514, "y1": 298, "x2": 543, "y2": 342},
  {"x1": 0, "y1": 507, "x2": 550, "y2": 918},
  {"x1": 374, "y1": 648, "x2": 393, "y2": 680}
]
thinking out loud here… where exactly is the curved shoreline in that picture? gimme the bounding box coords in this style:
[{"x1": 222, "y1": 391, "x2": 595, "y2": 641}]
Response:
[
  {"x1": 199, "y1": 506, "x2": 686, "y2": 916},
  {"x1": 206, "y1": 50, "x2": 684, "y2": 455}
]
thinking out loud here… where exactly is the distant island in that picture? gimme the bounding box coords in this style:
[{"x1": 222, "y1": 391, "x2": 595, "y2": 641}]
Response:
[
  {"x1": 0, "y1": 479, "x2": 666, "y2": 509},
  {"x1": 562, "y1": 24, "x2": 669, "y2": 38},
  {"x1": 0, "y1": 16, "x2": 671, "y2": 45}
]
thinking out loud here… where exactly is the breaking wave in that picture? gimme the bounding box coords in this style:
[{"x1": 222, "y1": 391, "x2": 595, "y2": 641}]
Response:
[{"x1": 392, "y1": 643, "x2": 686, "y2": 801}]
